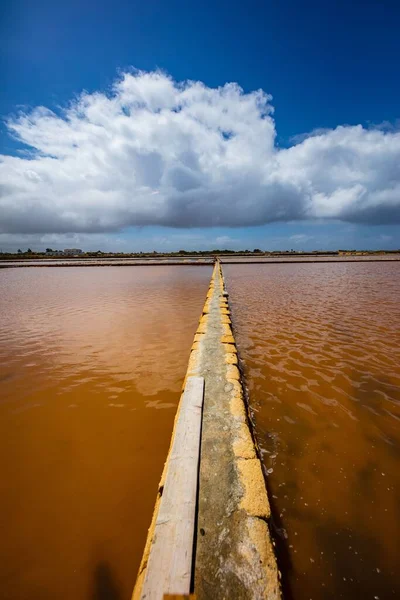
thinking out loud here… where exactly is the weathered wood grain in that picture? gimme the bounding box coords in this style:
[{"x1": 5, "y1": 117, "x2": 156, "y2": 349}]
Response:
[{"x1": 140, "y1": 376, "x2": 204, "y2": 600}]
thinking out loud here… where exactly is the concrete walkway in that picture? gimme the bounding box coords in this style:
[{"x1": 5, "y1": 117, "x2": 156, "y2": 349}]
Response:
[
  {"x1": 191, "y1": 263, "x2": 280, "y2": 600},
  {"x1": 133, "y1": 262, "x2": 281, "y2": 600}
]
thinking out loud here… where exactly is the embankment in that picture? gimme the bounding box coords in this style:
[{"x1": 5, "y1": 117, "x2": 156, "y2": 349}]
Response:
[{"x1": 132, "y1": 262, "x2": 281, "y2": 599}]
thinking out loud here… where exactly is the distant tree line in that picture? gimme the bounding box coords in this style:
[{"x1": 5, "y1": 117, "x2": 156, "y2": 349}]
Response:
[{"x1": 1, "y1": 248, "x2": 399, "y2": 259}]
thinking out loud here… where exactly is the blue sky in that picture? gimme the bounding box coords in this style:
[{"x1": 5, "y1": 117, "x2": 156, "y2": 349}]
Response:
[{"x1": 1, "y1": 0, "x2": 400, "y2": 251}]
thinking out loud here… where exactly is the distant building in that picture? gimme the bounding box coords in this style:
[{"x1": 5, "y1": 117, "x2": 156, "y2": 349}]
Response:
[
  {"x1": 63, "y1": 248, "x2": 83, "y2": 255},
  {"x1": 45, "y1": 249, "x2": 64, "y2": 256}
]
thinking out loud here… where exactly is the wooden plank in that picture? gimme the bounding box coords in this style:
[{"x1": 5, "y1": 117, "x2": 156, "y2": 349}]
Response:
[{"x1": 140, "y1": 376, "x2": 204, "y2": 600}]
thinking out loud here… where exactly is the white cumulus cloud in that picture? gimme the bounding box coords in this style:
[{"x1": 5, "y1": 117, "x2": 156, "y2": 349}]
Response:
[{"x1": 1, "y1": 69, "x2": 400, "y2": 235}]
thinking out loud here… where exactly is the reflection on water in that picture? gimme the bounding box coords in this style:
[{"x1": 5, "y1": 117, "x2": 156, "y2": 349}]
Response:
[
  {"x1": 0, "y1": 266, "x2": 211, "y2": 600},
  {"x1": 225, "y1": 263, "x2": 400, "y2": 600}
]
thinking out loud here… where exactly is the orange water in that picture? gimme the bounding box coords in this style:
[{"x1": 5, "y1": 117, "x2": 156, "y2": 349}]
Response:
[
  {"x1": 0, "y1": 266, "x2": 211, "y2": 600},
  {"x1": 225, "y1": 262, "x2": 400, "y2": 600}
]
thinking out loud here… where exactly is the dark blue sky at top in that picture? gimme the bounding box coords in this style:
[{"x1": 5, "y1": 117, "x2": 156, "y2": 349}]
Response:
[
  {"x1": 2, "y1": 0, "x2": 400, "y2": 141},
  {"x1": 1, "y1": 0, "x2": 400, "y2": 250}
]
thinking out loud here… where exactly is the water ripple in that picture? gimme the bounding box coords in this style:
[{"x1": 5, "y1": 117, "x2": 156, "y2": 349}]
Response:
[{"x1": 226, "y1": 262, "x2": 400, "y2": 600}]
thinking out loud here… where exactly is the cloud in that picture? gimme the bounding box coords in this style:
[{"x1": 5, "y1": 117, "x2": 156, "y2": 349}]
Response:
[
  {"x1": 1, "y1": 69, "x2": 400, "y2": 236},
  {"x1": 289, "y1": 234, "x2": 313, "y2": 244},
  {"x1": 0, "y1": 232, "x2": 130, "y2": 253}
]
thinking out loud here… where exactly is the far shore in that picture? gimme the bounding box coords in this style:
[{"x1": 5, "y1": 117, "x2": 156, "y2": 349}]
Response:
[{"x1": 1, "y1": 251, "x2": 400, "y2": 268}]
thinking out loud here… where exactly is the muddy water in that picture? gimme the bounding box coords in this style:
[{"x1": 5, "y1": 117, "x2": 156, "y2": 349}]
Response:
[
  {"x1": 225, "y1": 263, "x2": 400, "y2": 600},
  {"x1": 0, "y1": 266, "x2": 210, "y2": 600}
]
